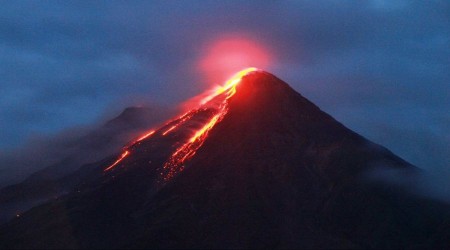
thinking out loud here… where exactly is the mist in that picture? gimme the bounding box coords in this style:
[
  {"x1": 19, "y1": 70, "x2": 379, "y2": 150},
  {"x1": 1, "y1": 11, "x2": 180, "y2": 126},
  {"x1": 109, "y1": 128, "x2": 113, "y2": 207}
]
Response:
[
  {"x1": 366, "y1": 163, "x2": 450, "y2": 205},
  {"x1": 0, "y1": 104, "x2": 175, "y2": 188}
]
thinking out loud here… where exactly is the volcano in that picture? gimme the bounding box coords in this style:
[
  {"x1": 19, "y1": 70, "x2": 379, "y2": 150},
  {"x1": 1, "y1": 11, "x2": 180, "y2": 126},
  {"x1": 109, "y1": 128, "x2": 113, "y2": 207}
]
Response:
[{"x1": 1, "y1": 70, "x2": 449, "y2": 249}]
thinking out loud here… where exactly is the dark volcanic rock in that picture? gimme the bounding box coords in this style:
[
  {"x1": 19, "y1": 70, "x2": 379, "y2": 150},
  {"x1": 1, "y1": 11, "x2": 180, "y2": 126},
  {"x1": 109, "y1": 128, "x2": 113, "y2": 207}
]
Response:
[
  {"x1": 0, "y1": 106, "x2": 172, "y2": 224},
  {"x1": 0, "y1": 71, "x2": 449, "y2": 249}
]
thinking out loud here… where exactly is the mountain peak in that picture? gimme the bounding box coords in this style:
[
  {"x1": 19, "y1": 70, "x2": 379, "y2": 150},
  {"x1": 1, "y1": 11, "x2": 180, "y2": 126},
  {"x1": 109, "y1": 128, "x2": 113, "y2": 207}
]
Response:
[
  {"x1": 228, "y1": 69, "x2": 328, "y2": 124},
  {"x1": 211, "y1": 68, "x2": 303, "y2": 113},
  {"x1": 236, "y1": 70, "x2": 288, "y2": 93},
  {"x1": 238, "y1": 69, "x2": 280, "y2": 84},
  {"x1": 237, "y1": 69, "x2": 292, "y2": 92}
]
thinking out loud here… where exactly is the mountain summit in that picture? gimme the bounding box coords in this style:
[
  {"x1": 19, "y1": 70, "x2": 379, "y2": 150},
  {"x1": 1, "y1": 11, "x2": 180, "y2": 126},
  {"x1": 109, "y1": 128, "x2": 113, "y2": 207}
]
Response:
[{"x1": 1, "y1": 70, "x2": 449, "y2": 249}]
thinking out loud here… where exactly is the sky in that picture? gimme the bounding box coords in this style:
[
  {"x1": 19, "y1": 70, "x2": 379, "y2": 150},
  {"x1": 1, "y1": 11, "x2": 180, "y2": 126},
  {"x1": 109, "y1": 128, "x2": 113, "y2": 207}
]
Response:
[{"x1": 1, "y1": 0, "x2": 449, "y2": 177}]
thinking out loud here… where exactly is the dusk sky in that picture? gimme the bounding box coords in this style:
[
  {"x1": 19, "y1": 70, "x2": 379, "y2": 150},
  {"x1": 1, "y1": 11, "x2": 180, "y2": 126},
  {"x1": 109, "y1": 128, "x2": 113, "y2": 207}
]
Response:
[{"x1": 1, "y1": 1, "x2": 448, "y2": 175}]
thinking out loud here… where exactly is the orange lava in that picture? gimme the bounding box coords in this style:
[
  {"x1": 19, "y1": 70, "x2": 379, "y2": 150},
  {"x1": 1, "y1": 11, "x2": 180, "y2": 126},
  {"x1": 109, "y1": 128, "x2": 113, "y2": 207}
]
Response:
[
  {"x1": 136, "y1": 130, "x2": 155, "y2": 142},
  {"x1": 189, "y1": 114, "x2": 221, "y2": 143},
  {"x1": 162, "y1": 111, "x2": 194, "y2": 136},
  {"x1": 161, "y1": 114, "x2": 222, "y2": 181},
  {"x1": 104, "y1": 150, "x2": 130, "y2": 171},
  {"x1": 161, "y1": 67, "x2": 258, "y2": 181},
  {"x1": 200, "y1": 67, "x2": 257, "y2": 105},
  {"x1": 104, "y1": 130, "x2": 156, "y2": 172},
  {"x1": 103, "y1": 67, "x2": 258, "y2": 177},
  {"x1": 162, "y1": 125, "x2": 177, "y2": 136}
]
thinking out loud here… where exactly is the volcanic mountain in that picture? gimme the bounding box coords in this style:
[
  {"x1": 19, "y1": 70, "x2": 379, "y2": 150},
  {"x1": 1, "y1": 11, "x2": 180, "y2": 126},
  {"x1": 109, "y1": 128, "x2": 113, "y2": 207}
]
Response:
[{"x1": 1, "y1": 69, "x2": 449, "y2": 249}]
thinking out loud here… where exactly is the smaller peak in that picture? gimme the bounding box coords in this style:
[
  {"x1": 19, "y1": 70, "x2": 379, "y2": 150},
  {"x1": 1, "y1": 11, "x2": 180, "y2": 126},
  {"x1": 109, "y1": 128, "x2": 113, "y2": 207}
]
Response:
[
  {"x1": 104, "y1": 106, "x2": 156, "y2": 128},
  {"x1": 116, "y1": 106, "x2": 151, "y2": 120}
]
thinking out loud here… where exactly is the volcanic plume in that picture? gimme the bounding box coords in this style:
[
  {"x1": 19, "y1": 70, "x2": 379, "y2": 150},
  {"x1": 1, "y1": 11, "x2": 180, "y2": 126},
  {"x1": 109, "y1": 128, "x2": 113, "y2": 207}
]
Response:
[{"x1": 1, "y1": 70, "x2": 449, "y2": 249}]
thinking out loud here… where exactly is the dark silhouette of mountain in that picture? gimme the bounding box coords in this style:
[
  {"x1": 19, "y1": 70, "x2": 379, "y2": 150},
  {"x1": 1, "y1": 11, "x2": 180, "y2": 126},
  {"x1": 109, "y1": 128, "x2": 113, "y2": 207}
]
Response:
[
  {"x1": 0, "y1": 106, "x2": 172, "y2": 224},
  {"x1": 0, "y1": 71, "x2": 449, "y2": 249}
]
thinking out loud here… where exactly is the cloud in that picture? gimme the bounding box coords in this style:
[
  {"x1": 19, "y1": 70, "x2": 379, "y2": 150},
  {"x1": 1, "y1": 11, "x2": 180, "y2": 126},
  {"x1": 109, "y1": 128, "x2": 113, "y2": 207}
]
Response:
[{"x1": 367, "y1": 164, "x2": 450, "y2": 205}]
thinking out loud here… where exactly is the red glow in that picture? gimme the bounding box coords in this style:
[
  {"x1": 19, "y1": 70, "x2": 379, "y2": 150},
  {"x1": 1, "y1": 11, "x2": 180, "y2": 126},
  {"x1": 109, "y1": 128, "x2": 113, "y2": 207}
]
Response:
[
  {"x1": 104, "y1": 150, "x2": 130, "y2": 171},
  {"x1": 189, "y1": 114, "x2": 221, "y2": 143},
  {"x1": 104, "y1": 130, "x2": 155, "y2": 172},
  {"x1": 161, "y1": 68, "x2": 258, "y2": 181},
  {"x1": 199, "y1": 67, "x2": 257, "y2": 105},
  {"x1": 162, "y1": 113, "x2": 223, "y2": 182},
  {"x1": 162, "y1": 125, "x2": 177, "y2": 136},
  {"x1": 103, "y1": 68, "x2": 259, "y2": 176},
  {"x1": 162, "y1": 111, "x2": 194, "y2": 136},
  {"x1": 136, "y1": 130, "x2": 155, "y2": 142},
  {"x1": 199, "y1": 36, "x2": 270, "y2": 86}
]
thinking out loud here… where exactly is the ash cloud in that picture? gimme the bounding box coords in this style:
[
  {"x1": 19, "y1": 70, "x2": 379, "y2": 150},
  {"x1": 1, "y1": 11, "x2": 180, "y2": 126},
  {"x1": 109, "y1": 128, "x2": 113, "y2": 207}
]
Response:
[{"x1": 0, "y1": 1, "x2": 448, "y2": 195}]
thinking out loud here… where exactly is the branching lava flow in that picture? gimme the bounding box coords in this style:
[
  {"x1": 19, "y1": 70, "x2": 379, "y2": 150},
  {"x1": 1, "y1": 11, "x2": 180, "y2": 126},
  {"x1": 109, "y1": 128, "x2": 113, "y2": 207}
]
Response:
[{"x1": 103, "y1": 68, "x2": 259, "y2": 182}]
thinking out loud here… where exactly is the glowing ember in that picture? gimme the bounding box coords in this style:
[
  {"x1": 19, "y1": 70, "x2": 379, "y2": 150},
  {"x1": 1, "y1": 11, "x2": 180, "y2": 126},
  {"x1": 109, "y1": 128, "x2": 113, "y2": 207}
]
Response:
[{"x1": 104, "y1": 150, "x2": 130, "y2": 171}]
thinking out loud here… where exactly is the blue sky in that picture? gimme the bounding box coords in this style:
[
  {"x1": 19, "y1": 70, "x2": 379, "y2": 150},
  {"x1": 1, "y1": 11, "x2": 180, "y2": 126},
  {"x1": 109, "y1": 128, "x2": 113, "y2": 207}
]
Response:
[{"x1": 1, "y1": 0, "x2": 448, "y2": 173}]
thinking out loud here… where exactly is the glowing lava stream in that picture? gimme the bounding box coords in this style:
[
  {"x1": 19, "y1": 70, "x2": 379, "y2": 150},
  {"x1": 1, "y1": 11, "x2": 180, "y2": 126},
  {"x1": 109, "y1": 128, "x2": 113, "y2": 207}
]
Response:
[
  {"x1": 103, "y1": 130, "x2": 155, "y2": 172},
  {"x1": 200, "y1": 67, "x2": 257, "y2": 105},
  {"x1": 135, "y1": 130, "x2": 156, "y2": 143},
  {"x1": 102, "y1": 112, "x2": 193, "y2": 172},
  {"x1": 161, "y1": 67, "x2": 258, "y2": 181},
  {"x1": 104, "y1": 150, "x2": 130, "y2": 171},
  {"x1": 103, "y1": 67, "x2": 258, "y2": 176},
  {"x1": 161, "y1": 111, "x2": 194, "y2": 136}
]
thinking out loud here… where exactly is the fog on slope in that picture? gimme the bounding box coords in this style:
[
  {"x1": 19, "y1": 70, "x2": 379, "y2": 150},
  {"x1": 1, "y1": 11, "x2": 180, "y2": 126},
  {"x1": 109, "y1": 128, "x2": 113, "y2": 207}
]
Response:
[{"x1": 0, "y1": 105, "x2": 175, "y2": 188}]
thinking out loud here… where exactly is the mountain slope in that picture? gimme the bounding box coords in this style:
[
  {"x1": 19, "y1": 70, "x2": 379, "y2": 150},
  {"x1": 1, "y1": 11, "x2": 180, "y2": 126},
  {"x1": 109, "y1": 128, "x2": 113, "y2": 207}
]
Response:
[
  {"x1": 130, "y1": 71, "x2": 450, "y2": 248},
  {"x1": 0, "y1": 70, "x2": 449, "y2": 249},
  {"x1": 0, "y1": 106, "x2": 172, "y2": 224}
]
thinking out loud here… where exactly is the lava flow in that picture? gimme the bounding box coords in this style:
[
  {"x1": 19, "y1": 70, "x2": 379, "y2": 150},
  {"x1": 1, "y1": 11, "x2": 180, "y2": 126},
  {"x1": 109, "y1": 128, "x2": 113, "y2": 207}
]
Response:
[
  {"x1": 161, "y1": 67, "x2": 258, "y2": 181},
  {"x1": 103, "y1": 67, "x2": 259, "y2": 179},
  {"x1": 104, "y1": 150, "x2": 130, "y2": 171},
  {"x1": 135, "y1": 130, "x2": 156, "y2": 143},
  {"x1": 161, "y1": 111, "x2": 194, "y2": 136},
  {"x1": 102, "y1": 112, "x2": 194, "y2": 172}
]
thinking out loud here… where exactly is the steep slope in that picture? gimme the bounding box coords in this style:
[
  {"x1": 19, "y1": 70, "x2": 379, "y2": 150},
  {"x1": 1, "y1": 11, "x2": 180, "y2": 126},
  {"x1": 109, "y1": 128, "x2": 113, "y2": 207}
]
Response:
[
  {"x1": 0, "y1": 70, "x2": 449, "y2": 249},
  {"x1": 130, "y1": 71, "x2": 450, "y2": 248}
]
